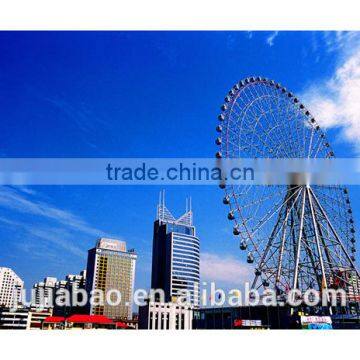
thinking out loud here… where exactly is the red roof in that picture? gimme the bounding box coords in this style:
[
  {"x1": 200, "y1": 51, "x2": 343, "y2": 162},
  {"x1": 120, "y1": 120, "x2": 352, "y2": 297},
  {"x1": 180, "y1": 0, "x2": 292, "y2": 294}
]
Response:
[
  {"x1": 115, "y1": 321, "x2": 128, "y2": 329},
  {"x1": 44, "y1": 316, "x2": 65, "y2": 323},
  {"x1": 66, "y1": 315, "x2": 114, "y2": 324}
]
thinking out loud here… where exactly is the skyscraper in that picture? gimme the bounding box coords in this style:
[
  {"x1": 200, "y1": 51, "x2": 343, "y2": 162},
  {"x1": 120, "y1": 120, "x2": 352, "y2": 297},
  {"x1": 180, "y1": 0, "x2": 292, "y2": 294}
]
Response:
[
  {"x1": 151, "y1": 192, "x2": 200, "y2": 305},
  {"x1": 86, "y1": 238, "x2": 137, "y2": 320},
  {"x1": 0, "y1": 267, "x2": 23, "y2": 308}
]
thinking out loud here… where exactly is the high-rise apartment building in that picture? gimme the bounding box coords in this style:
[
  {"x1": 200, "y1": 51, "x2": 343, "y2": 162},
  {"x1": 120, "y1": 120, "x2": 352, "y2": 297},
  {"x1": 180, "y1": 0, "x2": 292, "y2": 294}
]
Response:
[
  {"x1": 86, "y1": 238, "x2": 137, "y2": 320},
  {"x1": 32, "y1": 277, "x2": 57, "y2": 308},
  {"x1": 65, "y1": 270, "x2": 87, "y2": 292},
  {"x1": 0, "y1": 267, "x2": 24, "y2": 308},
  {"x1": 32, "y1": 270, "x2": 87, "y2": 314},
  {"x1": 151, "y1": 192, "x2": 200, "y2": 305}
]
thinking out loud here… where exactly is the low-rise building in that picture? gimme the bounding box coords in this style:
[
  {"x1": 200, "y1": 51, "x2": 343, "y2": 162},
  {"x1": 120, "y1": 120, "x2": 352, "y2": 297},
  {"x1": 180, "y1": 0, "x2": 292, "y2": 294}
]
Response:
[
  {"x1": 41, "y1": 316, "x2": 65, "y2": 330},
  {"x1": 138, "y1": 301, "x2": 193, "y2": 330},
  {"x1": 0, "y1": 307, "x2": 29, "y2": 329},
  {"x1": 0, "y1": 307, "x2": 52, "y2": 330},
  {"x1": 42, "y1": 314, "x2": 118, "y2": 330}
]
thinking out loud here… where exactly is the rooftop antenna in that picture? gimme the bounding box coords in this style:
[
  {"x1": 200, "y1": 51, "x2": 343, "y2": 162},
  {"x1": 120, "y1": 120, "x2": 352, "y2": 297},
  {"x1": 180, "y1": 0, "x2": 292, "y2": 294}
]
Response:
[
  {"x1": 157, "y1": 190, "x2": 177, "y2": 224},
  {"x1": 189, "y1": 196, "x2": 193, "y2": 225},
  {"x1": 158, "y1": 190, "x2": 164, "y2": 221}
]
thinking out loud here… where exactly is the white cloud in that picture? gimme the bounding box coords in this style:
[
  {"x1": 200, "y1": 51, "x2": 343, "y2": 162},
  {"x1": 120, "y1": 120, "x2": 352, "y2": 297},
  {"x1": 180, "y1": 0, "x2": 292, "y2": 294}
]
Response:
[
  {"x1": 17, "y1": 186, "x2": 37, "y2": 196},
  {"x1": 201, "y1": 252, "x2": 252, "y2": 286},
  {"x1": 302, "y1": 42, "x2": 360, "y2": 152},
  {"x1": 0, "y1": 216, "x2": 85, "y2": 258},
  {"x1": 0, "y1": 187, "x2": 117, "y2": 258},
  {"x1": 322, "y1": 31, "x2": 360, "y2": 54},
  {"x1": 266, "y1": 31, "x2": 278, "y2": 47},
  {"x1": 0, "y1": 186, "x2": 108, "y2": 237}
]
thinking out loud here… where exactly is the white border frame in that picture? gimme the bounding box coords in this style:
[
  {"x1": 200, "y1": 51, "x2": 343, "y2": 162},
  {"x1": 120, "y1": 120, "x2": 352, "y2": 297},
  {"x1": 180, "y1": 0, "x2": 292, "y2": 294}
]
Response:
[{"x1": 0, "y1": 0, "x2": 360, "y2": 30}]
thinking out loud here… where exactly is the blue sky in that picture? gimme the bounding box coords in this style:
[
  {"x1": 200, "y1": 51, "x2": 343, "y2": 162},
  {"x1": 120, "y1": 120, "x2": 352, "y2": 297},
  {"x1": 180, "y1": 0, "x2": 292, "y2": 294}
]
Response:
[{"x1": 1, "y1": 31, "x2": 360, "y2": 294}]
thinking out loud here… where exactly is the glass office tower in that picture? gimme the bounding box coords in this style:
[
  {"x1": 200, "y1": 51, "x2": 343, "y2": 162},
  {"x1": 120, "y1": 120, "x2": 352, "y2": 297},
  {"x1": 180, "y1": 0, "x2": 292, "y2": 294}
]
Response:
[{"x1": 151, "y1": 192, "x2": 200, "y2": 305}]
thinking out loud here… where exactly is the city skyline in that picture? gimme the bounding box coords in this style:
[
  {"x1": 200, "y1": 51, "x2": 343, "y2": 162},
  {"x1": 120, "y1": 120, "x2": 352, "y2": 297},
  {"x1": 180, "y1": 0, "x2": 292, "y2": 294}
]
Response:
[
  {"x1": 1, "y1": 31, "x2": 360, "y2": 300},
  {"x1": 1, "y1": 9, "x2": 360, "y2": 360}
]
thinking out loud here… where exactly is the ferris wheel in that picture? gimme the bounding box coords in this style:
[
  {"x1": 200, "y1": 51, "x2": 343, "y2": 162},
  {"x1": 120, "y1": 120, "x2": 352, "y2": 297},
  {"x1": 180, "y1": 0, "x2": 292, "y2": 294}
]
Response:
[{"x1": 216, "y1": 76, "x2": 359, "y2": 297}]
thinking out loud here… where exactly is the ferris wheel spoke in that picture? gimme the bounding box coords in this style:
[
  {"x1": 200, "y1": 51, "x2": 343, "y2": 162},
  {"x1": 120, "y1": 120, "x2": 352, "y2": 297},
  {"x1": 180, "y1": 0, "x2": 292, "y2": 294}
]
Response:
[
  {"x1": 237, "y1": 88, "x2": 282, "y2": 150},
  {"x1": 275, "y1": 189, "x2": 303, "y2": 287},
  {"x1": 247, "y1": 86, "x2": 291, "y2": 157},
  {"x1": 239, "y1": 186, "x2": 290, "y2": 210},
  {"x1": 261, "y1": 85, "x2": 295, "y2": 157},
  {"x1": 232, "y1": 98, "x2": 281, "y2": 155},
  {"x1": 228, "y1": 106, "x2": 277, "y2": 156},
  {"x1": 250, "y1": 186, "x2": 302, "y2": 237},
  {"x1": 309, "y1": 187, "x2": 359, "y2": 276}
]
